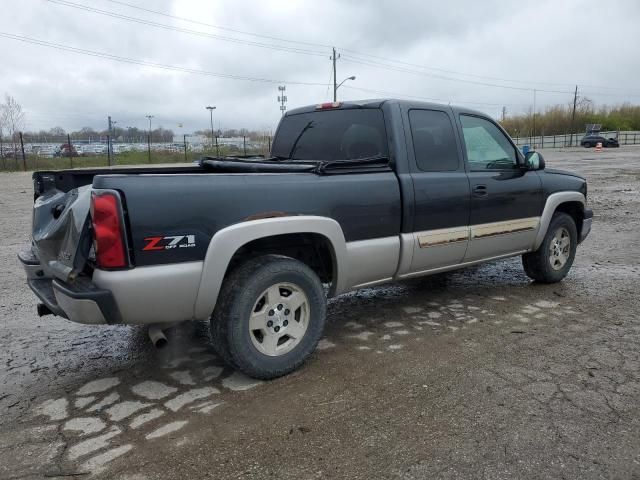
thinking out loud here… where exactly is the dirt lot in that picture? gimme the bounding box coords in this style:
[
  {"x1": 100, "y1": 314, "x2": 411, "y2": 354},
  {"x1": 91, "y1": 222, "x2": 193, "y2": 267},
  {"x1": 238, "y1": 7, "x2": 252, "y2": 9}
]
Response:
[{"x1": 1, "y1": 147, "x2": 639, "y2": 480}]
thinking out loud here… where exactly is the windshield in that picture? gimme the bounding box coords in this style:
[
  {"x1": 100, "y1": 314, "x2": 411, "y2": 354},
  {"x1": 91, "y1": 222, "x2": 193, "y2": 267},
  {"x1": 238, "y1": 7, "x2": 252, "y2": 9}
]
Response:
[{"x1": 271, "y1": 108, "x2": 388, "y2": 161}]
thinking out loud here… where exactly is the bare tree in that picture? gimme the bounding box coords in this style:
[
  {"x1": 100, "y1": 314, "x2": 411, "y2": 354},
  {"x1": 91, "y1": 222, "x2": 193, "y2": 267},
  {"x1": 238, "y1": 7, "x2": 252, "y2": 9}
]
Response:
[
  {"x1": 0, "y1": 111, "x2": 5, "y2": 169},
  {"x1": 1, "y1": 94, "x2": 26, "y2": 168}
]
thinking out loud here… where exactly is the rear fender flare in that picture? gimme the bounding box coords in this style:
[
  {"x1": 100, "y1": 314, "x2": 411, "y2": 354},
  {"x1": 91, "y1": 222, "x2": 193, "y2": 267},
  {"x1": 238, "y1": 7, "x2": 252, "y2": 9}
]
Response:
[{"x1": 193, "y1": 216, "x2": 347, "y2": 320}]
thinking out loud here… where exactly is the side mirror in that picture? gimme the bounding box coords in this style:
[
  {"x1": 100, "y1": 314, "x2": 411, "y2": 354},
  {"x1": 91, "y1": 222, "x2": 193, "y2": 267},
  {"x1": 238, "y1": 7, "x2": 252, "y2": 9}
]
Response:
[{"x1": 525, "y1": 151, "x2": 545, "y2": 170}]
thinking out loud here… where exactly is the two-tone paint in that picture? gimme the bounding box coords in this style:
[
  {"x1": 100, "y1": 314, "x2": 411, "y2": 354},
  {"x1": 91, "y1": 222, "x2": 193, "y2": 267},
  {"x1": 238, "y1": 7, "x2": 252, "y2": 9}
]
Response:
[{"x1": 23, "y1": 99, "x2": 592, "y2": 326}]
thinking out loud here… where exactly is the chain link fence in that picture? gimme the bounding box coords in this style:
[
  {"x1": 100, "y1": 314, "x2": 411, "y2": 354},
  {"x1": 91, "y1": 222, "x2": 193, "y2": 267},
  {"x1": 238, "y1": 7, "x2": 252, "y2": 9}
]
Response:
[
  {"x1": 0, "y1": 134, "x2": 273, "y2": 172},
  {"x1": 512, "y1": 131, "x2": 640, "y2": 149}
]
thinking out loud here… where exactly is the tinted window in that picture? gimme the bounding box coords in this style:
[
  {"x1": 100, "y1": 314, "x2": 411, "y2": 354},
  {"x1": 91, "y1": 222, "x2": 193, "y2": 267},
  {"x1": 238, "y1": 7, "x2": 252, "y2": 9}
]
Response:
[
  {"x1": 272, "y1": 109, "x2": 388, "y2": 161},
  {"x1": 409, "y1": 109, "x2": 459, "y2": 171},
  {"x1": 460, "y1": 115, "x2": 517, "y2": 170}
]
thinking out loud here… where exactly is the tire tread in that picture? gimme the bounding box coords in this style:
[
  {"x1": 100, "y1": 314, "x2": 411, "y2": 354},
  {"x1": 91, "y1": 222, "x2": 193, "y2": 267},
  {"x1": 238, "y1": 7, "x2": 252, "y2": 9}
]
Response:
[
  {"x1": 210, "y1": 255, "x2": 326, "y2": 379},
  {"x1": 522, "y1": 212, "x2": 577, "y2": 283}
]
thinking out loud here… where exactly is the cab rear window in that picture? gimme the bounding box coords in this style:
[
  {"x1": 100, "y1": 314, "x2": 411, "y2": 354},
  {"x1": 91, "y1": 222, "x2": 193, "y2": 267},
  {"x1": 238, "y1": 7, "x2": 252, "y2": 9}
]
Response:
[{"x1": 272, "y1": 109, "x2": 388, "y2": 161}]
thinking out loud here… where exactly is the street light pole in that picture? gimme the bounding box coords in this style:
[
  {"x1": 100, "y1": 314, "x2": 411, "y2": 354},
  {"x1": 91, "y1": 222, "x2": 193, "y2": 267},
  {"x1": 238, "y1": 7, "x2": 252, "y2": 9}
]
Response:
[
  {"x1": 206, "y1": 106, "x2": 216, "y2": 153},
  {"x1": 145, "y1": 115, "x2": 154, "y2": 163},
  {"x1": 335, "y1": 76, "x2": 356, "y2": 100}
]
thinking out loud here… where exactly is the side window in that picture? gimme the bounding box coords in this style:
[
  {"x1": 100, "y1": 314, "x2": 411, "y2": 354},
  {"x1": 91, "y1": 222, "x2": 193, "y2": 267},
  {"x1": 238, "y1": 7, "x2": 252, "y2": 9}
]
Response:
[
  {"x1": 460, "y1": 115, "x2": 517, "y2": 170},
  {"x1": 409, "y1": 109, "x2": 459, "y2": 171}
]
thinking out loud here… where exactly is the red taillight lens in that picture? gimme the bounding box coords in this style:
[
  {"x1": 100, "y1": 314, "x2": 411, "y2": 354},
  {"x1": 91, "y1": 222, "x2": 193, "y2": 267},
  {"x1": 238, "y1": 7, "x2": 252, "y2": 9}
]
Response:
[
  {"x1": 90, "y1": 191, "x2": 127, "y2": 269},
  {"x1": 316, "y1": 102, "x2": 341, "y2": 110}
]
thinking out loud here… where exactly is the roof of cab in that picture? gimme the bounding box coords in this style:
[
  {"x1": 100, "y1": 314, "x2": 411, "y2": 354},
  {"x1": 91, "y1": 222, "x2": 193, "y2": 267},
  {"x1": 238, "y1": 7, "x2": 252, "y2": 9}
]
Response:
[{"x1": 285, "y1": 98, "x2": 487, "y2": 118}]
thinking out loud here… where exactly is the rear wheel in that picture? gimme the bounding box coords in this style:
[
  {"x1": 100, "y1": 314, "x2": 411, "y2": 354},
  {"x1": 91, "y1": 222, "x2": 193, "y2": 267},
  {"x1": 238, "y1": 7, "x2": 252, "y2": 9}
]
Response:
[
  {"x1": 522, "y1": 212, "x2": 577, "y2": 283},
  {"x1": 210, "y1": 255, "x2": 327, "y2": 379}
]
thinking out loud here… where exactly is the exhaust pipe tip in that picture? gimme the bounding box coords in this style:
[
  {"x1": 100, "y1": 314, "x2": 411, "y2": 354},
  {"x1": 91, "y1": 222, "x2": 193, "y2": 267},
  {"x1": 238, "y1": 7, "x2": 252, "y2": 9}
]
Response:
[
  {"x1": 148, "y1": 325, "x2": 168, "y2": 349},
  {"x1": 37, "y1": 303, "x2": 53, "y2": 317}
]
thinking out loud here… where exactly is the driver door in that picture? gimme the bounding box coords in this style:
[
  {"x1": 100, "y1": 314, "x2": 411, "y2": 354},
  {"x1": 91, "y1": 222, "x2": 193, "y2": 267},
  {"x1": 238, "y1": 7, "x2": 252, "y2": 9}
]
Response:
[{"x1": 458, "y1": 114, "x2": 543, "y2": 262}]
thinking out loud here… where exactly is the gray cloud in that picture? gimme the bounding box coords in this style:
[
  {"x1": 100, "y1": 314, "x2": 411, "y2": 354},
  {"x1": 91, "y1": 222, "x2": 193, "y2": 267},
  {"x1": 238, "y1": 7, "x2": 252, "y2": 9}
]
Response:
[{"x1": 2, "y1": 0, "x2": 639, "y2": 133}]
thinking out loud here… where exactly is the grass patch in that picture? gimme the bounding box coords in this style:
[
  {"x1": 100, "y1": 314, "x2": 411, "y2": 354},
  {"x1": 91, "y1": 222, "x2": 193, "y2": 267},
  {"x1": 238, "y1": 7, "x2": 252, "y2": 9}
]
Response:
[{"x1": 0, "y1": 146, "x2": 268, "y2": 172}]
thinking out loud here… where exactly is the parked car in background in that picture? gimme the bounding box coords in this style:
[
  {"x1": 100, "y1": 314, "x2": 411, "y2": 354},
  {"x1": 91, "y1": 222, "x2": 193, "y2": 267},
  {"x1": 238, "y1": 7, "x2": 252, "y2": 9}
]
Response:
[
  {"x1": 37, "y1": 146, "x2": 56, "y2": 158},
  {"x1": 56, "y1": 143, "x2": 80, "y2": 157},
  {"x1": 580, "y1": 133, "x2": 619, "y2": 148}
]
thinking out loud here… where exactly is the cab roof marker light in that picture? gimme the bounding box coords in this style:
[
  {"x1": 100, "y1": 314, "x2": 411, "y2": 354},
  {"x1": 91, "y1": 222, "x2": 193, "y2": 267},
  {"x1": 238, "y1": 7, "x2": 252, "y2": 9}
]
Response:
[{"x1": 316, "y1": 102, "x2": 342, "y2": 110}]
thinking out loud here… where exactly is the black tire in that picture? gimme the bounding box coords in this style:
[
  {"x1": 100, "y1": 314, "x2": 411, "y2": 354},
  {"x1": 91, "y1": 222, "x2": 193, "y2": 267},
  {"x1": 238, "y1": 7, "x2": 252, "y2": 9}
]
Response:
[
  {"x1": 522, "y1": 212, "x2": 577, "y2": 283},
  {"x1": 210, "y1": 255, "x2": 327, "y2": 379},
  {"x1": 584, "y1": 142, "x2": 592, "y2": 148}
]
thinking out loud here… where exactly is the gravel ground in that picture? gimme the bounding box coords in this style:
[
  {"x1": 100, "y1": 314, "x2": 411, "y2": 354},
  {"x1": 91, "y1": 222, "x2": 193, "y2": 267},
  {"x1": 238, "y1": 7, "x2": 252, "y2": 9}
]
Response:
[{"x1": 1, "y1": 147, "x2": 639, "y2": 479}]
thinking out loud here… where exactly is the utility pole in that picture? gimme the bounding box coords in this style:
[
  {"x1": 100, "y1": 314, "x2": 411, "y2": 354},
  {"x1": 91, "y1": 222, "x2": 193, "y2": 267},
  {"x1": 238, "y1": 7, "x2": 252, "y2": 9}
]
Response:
[
  {"x1": 278, "y1": 86, "x2": 287, "y2": 116},
  {"x1": 183, "y1": 134, "x2": 188, "y2": 162},
  {"x1": 107, "y1": 116, "x2": 113, "y2": 166},
  {"x1": 569, "y1": 85, "x2": 578, "y2": 148},
  {"x1": 146, "y1": 115, "x2": 154, "y2": 163},
  {"x1": 19, "y1": 132, "x2": 26, "y2": 171},
  {"x1": 501, "y1": 106, "x2": 506, "y2": 122},
  {"x1": 331, "y1": 47, "x2": 340, "y2": 102},
  {"x1": 206, "y1": 106, "x2": 216, "y2": 152},
  {"x1": 532, "y1": 89, "x2": 537, "y2": 145},
  {"x1": 67, "y1": 133, "x2": 73, "y2": 169}
]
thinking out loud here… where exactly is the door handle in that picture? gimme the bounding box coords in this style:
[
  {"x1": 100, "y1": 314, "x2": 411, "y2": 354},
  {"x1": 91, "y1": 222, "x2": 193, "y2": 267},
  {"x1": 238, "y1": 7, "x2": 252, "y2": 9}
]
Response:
[{"x1": 473, "y1": 184, "x2": 488, "y2": 197}]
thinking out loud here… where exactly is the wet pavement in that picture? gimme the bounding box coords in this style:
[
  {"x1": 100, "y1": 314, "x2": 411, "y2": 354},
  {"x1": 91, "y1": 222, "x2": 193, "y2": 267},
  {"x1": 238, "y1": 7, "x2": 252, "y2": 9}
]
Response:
[{"x1": 1, "y1": 147, "x2": 639, "y2": 479}]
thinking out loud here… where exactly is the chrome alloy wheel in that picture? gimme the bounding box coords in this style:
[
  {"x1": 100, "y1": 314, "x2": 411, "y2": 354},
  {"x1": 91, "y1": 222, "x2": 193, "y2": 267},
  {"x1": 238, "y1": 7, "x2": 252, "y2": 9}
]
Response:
[
  {"x1": 548, "y1": 227, "x2": 571, "y2": 271},
  {"x1": 249, "y1": 282, "x2": 309, "y2": 356}
]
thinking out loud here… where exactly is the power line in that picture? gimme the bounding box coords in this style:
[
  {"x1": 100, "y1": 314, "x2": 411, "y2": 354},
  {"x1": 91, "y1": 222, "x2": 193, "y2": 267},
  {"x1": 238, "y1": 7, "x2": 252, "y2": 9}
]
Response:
[
  {"x1": 340, "y1": 55, "x2": 574, "y2": 94},
  {"x1": 94, "y1": 1, "x2": 639, "y2": 93},
  {"x1": 341, "y1": 85, "x2": 529, "y2": 108},
  {"x1": 0, "y1": 32, "x2": 331, "y2": 87},
  {"x1": 47, "y1": 0, "x2": 640, "y2": 96},
  {"x1": 340, "y1": 50, "x2": 638, "y2": 93},
  {"x1": 103, "y1": 0, "x2": 334, "y2": 50},
  {"x1": 46, "y1": 0, "x2": 327, "y2": 57},
  {"x1": 342, "y1": 55, "x2": 640, "y2": 98},
  {"x1": 323, "y1": 61, "x2": 333, "y2": 101}
]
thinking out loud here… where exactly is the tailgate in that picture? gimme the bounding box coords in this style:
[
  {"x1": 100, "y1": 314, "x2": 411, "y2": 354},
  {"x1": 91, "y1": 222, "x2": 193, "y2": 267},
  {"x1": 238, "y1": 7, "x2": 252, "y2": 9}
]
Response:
[{"x1": 31, "y1": 177, "x2": 93, "y2": 282}]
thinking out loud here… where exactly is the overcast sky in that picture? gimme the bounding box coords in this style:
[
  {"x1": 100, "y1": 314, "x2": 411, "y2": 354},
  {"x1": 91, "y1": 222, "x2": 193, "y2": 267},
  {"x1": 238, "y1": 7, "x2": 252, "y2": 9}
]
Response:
[{"x1": 2, "y1": 0, "x2": 639, "y2": 134}]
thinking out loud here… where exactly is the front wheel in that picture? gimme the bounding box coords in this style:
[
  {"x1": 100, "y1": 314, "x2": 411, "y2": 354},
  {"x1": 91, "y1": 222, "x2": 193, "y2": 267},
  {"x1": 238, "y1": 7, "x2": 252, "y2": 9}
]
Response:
[
  {"x1": 522, "y1": 212, "x2": 577, "y2": 283},
  {"x1": 210, "y1": 255, "x2": 327, "y2": 379}
]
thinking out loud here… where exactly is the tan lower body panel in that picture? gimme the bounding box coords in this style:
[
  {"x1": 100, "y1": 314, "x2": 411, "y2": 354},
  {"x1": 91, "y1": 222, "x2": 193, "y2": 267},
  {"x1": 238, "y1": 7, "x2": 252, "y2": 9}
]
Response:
[
  {"x1": 471, "y1": 217, "x2": 540, "y2": 240},
  {"x1": 408, "y1": 217, "x2": 540, "y2": 273},
  {"x1": 466, "y1": 217, "x2": 540, "y2": 262},
  {"x1": 417, "y1": 226, "x2": 470, "y2": 247}
]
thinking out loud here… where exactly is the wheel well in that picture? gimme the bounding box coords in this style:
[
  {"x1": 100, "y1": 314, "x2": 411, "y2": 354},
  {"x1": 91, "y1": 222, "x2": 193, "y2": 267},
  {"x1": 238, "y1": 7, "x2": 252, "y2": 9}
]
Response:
[
  {"x1": 225, "y1": 233, "x2": 335, "y2": 286},
  {"x1": 554, "y1": 201, "x2": 584, "y2": 238}
]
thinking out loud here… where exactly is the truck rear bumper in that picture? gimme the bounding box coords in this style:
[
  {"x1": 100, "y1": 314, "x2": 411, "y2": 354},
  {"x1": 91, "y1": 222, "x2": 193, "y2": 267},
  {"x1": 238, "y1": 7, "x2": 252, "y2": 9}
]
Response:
[
  {"x1": 20, "y1": 248, "x2": 203, "y2": 325},
  {"x1": 19, "y1": 250, "x2": 121, "y2": 325},
  {"x1": 580, "y1": 208, "x2": 593, "y2": 243}
]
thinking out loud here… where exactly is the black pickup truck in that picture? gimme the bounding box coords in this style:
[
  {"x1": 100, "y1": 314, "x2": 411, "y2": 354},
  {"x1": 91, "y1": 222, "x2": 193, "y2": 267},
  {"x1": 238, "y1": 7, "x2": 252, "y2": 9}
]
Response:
[{"x1": 19, "y1": 99, "x2": 592, "y2": 379}]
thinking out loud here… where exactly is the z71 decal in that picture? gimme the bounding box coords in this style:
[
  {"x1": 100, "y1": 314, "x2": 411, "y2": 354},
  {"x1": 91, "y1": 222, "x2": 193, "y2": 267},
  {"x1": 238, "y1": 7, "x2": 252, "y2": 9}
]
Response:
[{"x1": 143, "y1": 235, "x2": 196, "y2": 251}]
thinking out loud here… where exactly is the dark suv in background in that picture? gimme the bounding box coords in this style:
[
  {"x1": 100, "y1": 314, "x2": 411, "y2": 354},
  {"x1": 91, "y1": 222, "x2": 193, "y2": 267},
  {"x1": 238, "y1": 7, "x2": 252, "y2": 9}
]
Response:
[{"x1": 580, "y1": 133, "x2": 619, "y2": 148}]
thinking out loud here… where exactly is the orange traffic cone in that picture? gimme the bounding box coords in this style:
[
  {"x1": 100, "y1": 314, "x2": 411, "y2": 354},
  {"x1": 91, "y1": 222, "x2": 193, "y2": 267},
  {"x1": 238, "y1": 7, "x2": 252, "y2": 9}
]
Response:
[{"x1": 595, "y1": 142, "x2": 603, "y2": 152}]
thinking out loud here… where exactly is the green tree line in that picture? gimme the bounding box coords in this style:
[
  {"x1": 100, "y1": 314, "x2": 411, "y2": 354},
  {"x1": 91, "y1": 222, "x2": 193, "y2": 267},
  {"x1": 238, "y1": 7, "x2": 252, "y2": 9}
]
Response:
[{"x1": 500, "y1": 99, "x2": 640, "y2": 137}]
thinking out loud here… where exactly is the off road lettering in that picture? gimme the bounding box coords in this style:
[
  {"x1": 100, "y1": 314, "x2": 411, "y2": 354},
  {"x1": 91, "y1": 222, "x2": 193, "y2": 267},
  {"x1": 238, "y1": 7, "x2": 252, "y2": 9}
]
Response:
[{"x1": 143, "y1": 235, "x2": 195, "y2": 251}]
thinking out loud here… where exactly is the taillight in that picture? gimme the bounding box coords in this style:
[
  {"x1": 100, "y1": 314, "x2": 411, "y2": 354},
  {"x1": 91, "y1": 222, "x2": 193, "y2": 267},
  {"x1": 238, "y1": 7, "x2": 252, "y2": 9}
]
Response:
[{"x1": 90, "y1": 190, "x2": 128, "y2": 269}]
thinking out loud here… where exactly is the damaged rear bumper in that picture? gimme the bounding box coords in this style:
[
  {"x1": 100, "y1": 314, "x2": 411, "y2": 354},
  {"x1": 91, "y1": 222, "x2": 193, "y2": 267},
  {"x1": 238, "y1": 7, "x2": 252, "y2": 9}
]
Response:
[{"x1": 19, "y1": 249, "x2": 121, "y2": 325}]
